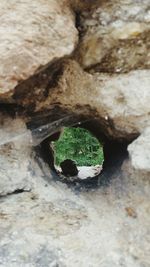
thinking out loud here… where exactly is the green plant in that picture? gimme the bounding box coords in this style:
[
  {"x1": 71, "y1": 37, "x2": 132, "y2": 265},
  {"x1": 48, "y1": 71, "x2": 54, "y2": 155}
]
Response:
[{"x1": 53, "y1": 127, "x2": 104, "y2": 166}]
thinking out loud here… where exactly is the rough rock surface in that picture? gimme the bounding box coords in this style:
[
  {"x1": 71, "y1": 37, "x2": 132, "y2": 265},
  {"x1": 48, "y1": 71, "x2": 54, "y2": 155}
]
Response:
[
  {"x1": 76, "y1": 0, "x2": 150, "y2": 71},
  {"x1": 35, "y1": 62, "x2": 150, "y2": 139},
  {"x1": 0, "y1": 0, "x2": 78, "y2": 99},
  {"x1": 128, "y1": 127, "x2": 150, "y2": 172},
  {"x1": 0, "y1": 116, "x2": 32, "y2": 196},
  {"x1": 0, "y1": 148, "x2": 149, "y2": 267},
  {"x1": 0, "y1": 0, "x2": 150, "y2": 266}
]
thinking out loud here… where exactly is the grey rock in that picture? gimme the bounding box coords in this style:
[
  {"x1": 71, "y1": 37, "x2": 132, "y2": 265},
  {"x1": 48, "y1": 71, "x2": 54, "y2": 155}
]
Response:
[{"x1": 0, "y1": 0, "x2": 149, "y2": 266}]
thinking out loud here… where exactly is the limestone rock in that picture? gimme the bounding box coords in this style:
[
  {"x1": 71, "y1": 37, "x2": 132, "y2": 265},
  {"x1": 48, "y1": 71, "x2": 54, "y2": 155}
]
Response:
[
  {"x1": 0, "y1": 157, "x2": 149, "y2": 267},
  {"x1": 0, "y1": 116, "x2": 33, "y2": 195},
  {"x1": 93, "y1": 70, "x2": 150, "y2": 136},
  {"x1": 0, "y1": 0, "x2": 149, "y2": 266},
  {"x1": 35, "y1": 61, "x2": 150, "y2": 139},
  {"x1": 128, "y1": 127, "x2": 150, "y2": 172},
  {"x1": 0, "y1": 0, "x2": 78, "y2": 100},
  {"x1": 76, "y1": 0, "x2": 150, "y2": 71}
]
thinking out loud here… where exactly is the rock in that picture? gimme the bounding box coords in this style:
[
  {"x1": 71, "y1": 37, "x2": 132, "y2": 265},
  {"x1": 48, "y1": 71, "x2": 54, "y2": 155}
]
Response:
[
  {"x1": 78, "y1": 165, "x2": 102, "y2": 179},
  {"x1": 0, "y1": 0, "x2": 78, "y2": 100},
  {"x1": 60, "y1": 159, "x2": 79, "y2": 176},
  {"x1": 33, "y1": 60, "x2": 150, "y2": 140},
  {"x1": 0, "y1": 158, "x2": 149, "y2": 267},
  {"x1": 75, "y1": 0, "x2": 150, "y2": 70},
  {"x1": 70, "y1": 0, "x2": 102, "y2": 11},
  {"x1": 128, "y1": 127, "x2": 150, "y2": 172},
  {"x1": 0, "y1": 116, "x2": 33, "y2": 196},
  {"x1": 0, "y1": 0, "x2": 150, "y2": 266}
]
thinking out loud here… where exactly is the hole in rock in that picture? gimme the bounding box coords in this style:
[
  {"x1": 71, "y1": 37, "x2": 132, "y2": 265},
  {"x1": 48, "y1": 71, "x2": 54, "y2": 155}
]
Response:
[
  {"x1": 53, "y1": 127, "x2": 104, "y2": 181},
  {"x1": 35, "y1": 119, "x2": 129, "y2": 189}
]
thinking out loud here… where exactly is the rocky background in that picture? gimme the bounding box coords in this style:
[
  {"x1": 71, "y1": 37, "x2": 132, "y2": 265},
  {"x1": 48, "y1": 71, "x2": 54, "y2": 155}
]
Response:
[{"x1": 0, "y1": 0, "x2": 150, "y2": 266}]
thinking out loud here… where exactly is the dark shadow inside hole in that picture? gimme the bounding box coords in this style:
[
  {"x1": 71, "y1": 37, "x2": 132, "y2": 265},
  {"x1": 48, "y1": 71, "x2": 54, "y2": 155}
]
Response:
[
  {"x1": 35, "y1": 121, "x2": 129, "y2": 190},
  {"x1": 53, "y1": 127, "x2": 104, "y2": 180},
  {"x1": 0, "y1": 103, "x2": 25, "y2": 117},
  {"x1": 99, "y1": 141, "x2": 129, "y2": 186}
]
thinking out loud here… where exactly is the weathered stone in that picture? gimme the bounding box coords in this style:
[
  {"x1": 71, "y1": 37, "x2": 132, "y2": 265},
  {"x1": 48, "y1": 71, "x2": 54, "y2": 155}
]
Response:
[
  {"x1": 0, "y1": 156, "x2": 149, "y2": 267},
  {"x1": 0, "y1": 0, "x2": 78, "y2": 100},
  {"x1": 128, "y1": 127, "x2": 150, "y2": 172},
  {"x1": 0, "y1": 116, "x2": 33, "y2": 195},
  {"x1": 76, "y1": 0, "x2": 150, "y2": 71},
  {"x1": 33, "y1": 61, "x2": 150, "y2": 140},
  {"x1": 0, "y1": 0, "x2": 149, "y2": 266}
]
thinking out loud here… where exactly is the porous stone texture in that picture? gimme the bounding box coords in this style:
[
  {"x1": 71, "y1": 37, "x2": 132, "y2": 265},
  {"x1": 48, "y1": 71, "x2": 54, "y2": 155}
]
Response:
[
  {"x1": 0, "y1": 152, "x2": 149, "y2": 267},
  {"x1": 0, "y1": 0, "x2": 150, "y2": 266},
  {"x1": 128, "y1": 127, "x2": 150, "y2": 172},
  {"x1": 33, "y1": 61, "x2": 149, "y2": 139},
  {"x1": 75, "y1": 0, "x2": 150, "y2": 71},
  {"x1": 0, "y1": 116, "x2": 33, "y2": 196},
  {"x1": 0, "y1": 0, "x2": 78, "y2": 99}
]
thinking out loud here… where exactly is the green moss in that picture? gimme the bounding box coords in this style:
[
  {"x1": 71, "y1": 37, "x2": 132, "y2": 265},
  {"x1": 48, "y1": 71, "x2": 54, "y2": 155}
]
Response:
[{"x1": 53, "y1": 127, "x2": 104, "y2": 166}]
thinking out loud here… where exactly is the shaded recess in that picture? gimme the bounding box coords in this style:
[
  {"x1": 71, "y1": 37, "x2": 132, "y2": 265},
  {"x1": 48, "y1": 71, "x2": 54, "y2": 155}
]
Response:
[
  {"x1": 0, "y1": 103, "x2": 25, "y2": 117},
  {"x1": 32, "y1": 115, "x2": 129, "y2": 189},
  {"x1": 0, "y1": 99, "x2": 129, "y2": 190},
  {"x1": 0, "y1": 101, "x2": 130, "y2": 191}
]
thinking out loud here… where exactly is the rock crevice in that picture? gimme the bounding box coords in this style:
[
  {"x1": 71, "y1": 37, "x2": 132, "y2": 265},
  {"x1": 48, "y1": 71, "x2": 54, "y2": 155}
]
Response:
[{"x1": 0, "y1": 1, "x2": 149, "y2": 266}]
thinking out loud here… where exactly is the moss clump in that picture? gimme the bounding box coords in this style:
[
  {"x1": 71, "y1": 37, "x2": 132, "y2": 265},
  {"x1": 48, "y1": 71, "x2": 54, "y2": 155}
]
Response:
[{"x1": 53, "y1": 127, "x2": 104, "y2": 166}]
